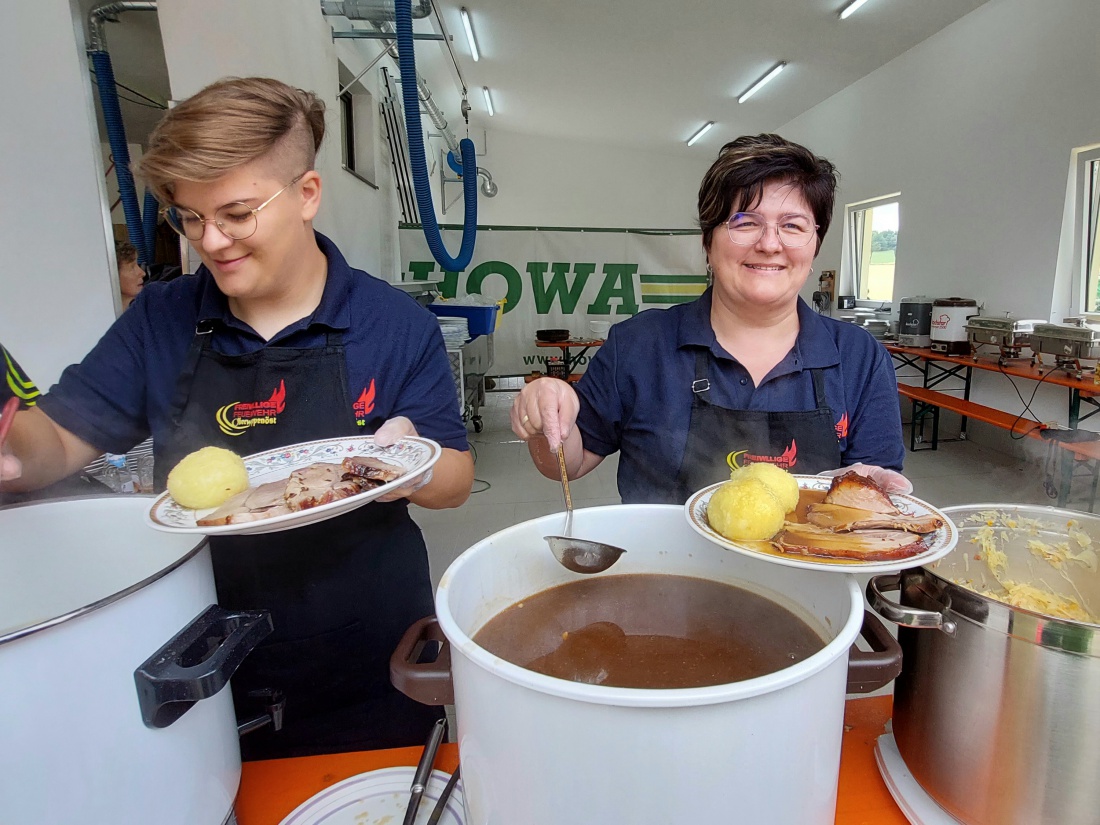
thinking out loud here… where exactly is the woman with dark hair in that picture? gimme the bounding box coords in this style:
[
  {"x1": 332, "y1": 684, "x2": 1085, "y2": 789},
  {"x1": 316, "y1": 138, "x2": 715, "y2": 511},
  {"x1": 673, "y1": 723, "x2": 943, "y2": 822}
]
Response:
[{"x1": 511, "y1": 133, "x2": 907, "y2": 504}]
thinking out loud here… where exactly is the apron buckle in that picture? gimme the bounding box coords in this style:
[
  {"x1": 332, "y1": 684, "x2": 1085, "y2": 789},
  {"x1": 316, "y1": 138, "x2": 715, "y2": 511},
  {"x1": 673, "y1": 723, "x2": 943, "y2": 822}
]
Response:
[{"x1": 691, "y1": 378, "x2": 710, "y2": 394}]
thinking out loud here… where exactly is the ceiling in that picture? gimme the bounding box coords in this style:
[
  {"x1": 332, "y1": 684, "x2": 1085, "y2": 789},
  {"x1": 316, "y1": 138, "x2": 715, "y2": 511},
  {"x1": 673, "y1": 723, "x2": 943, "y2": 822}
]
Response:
[
  {"x1": 428, "y1": 0, "x2": 992, "y2": 155},
  {"x1": 80, "y1": 0, "x2": 991, "y2": 157}
]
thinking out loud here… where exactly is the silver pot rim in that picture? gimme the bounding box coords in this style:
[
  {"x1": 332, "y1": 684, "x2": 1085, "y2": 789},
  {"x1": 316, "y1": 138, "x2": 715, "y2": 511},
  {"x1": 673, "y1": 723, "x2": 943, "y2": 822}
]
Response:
[{"x1": 0, "y1": 495, "x2": 208, "y2": 647}]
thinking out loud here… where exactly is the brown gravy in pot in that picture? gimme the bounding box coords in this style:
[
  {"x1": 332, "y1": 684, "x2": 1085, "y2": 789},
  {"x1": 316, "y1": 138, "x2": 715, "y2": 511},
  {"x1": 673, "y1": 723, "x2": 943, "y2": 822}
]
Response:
[{"x1": 472, "y1": 574, "x2": 826, "y2": 689}]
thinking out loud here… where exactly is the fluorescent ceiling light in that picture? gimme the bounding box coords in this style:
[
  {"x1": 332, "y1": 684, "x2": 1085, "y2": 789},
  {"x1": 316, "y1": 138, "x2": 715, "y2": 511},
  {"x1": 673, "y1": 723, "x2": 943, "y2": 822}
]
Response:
[
  {"x1": 737, "y1": 62, "x2": 787, "y2": 104},
  {"x1": 839, "y1": 0, "x2": 872, "y2": 20},
  {"x1": 686, "y1": 121, "x2": 715, "y2": 147},
  {"x1": 460, "y1": 7, "x2": 479, "y2": 62},
  {"x1": 482, "y1": 86, "x2": 495, "y2": 116}
]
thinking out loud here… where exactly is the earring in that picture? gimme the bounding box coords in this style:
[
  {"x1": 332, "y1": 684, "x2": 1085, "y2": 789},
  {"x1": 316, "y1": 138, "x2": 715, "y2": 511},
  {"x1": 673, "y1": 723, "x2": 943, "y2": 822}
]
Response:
[
  {"x1": 809, "y1": 267, "x2": 815, "y2": 277},
  {"x1": 706, "y1": 262, "x2": 713, "y2": 274}
]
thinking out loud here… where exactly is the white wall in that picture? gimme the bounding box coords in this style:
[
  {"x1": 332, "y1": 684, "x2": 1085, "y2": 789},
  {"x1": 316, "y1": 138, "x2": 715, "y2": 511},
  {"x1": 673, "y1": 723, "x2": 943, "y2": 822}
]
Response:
[
  {"x1": 156, "y1": 0, "x2": 404, "y2": 279},
  {"x1": 460, "y1": 129, "x2": 712, "y2": 230},
  {"x1": 783, "y1": 0, "x2": 1100, "y2": 319},
  {"x1": 780, "y1": 0, "x2": 1100, "y2": 430},
  {"x1": 0, "y1": 0, "x2": 119, "y2": 387}
]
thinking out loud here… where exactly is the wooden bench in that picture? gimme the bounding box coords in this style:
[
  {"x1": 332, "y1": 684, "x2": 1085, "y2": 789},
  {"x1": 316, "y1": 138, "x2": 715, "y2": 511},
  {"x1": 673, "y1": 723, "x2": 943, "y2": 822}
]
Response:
[
  {"x1": 898, "y1": 383, "x2": 1100, "y2": 510},
  {"x1": 897, "y1": 383, "x2": 1044, "y2": 451}
]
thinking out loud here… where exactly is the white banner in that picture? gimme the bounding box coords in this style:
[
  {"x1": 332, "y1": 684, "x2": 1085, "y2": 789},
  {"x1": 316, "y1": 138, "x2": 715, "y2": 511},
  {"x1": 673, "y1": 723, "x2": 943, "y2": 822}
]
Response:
[{"x1": 400, "y1": 227, "x2": 707, "y2": 375}]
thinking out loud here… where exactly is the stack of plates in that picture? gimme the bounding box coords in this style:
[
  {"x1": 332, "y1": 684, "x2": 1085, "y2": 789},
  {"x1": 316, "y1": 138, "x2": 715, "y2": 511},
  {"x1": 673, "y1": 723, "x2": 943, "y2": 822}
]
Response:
[{"x1": 438, "y1": 317, "x2": 469, "y2": 348}]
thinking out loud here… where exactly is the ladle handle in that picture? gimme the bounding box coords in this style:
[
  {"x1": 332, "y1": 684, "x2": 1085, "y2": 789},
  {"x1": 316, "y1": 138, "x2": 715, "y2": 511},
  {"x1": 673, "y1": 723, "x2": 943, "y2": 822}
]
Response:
[{"x1": 556, "y1": 443, "x2": 574, "y2": 521}]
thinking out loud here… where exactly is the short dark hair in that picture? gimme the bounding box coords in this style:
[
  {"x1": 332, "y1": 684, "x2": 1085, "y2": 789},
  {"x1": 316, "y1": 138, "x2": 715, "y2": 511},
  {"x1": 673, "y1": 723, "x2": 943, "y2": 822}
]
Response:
[
  {"x1": 115, "y1": 239, "x2": 138, "y2": 265},
  {"x1": 697, "y1": 134, "x2": 838, "y2": 255}
]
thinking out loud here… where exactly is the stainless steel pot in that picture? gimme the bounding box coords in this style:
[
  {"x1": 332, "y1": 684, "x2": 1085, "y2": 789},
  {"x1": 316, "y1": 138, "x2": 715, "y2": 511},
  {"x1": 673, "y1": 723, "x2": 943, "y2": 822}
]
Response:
[{"x1": 868, "y1": 503, "x2": 1100, "y2": 825}]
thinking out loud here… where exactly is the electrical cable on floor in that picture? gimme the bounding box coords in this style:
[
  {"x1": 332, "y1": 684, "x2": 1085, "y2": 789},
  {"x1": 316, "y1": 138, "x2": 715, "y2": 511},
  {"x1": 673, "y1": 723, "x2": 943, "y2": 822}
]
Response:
[
  {"x1": 468, "y1": 442, "x2": 491, "y2": 494},
  {"x1": 998, "y1": 363, "x2": 1056, "y2": 440}
]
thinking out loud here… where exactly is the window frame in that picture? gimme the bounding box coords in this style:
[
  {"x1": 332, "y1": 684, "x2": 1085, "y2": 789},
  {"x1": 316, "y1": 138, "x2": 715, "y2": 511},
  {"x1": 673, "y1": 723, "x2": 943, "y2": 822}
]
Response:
[
  {"x1": 336, "y1": 64, "x2": 379, "y2": 190},
  {"x1": 1076, "y1": 146, "x2": 1100, "y2": 314},
  {"x1": 841, "y1": 192, "x2": 901, "y2": 308}
]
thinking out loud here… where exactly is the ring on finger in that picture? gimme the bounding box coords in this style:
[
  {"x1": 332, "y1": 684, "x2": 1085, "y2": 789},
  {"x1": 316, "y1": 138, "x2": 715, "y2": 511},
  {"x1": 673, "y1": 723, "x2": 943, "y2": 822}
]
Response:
[{"x1": 521, "y1": 414, "x2": 531, "y2": 425}]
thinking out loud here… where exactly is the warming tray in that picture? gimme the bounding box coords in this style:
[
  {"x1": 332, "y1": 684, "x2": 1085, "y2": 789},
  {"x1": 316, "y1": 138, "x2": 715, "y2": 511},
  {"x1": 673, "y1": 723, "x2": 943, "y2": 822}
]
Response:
[
  {"x1": 966, "y1": 315, "x2": 1045, "y2": 363},
  {"x1": 1031, "y1": 320, "x2": 1100, "y2": 372}
]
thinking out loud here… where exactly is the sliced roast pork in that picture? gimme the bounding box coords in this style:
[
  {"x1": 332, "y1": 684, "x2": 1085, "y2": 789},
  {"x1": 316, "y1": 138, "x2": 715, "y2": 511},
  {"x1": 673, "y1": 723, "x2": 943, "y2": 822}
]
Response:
[
  {"x1": 341, "y1": 455, "x2": 404, "y2": 486},
  {"x1": 774, "y1": 522, "x2": 928, "y2": 561},
  {"x1": 821, "y1": 472, "x2": 900, "y2": 514},
  {"x1": 284, "y1": 463, "x2": 345, "y2": 510},
  {"x1": 192, "y1": 456, "x2": 404, "y2": 527},
  {"x1": 197, "y1": 481, "x2": 293, "y2": 526},
  {"x1": 805, "y1": 503, "x2": 944, "y2": 534}
]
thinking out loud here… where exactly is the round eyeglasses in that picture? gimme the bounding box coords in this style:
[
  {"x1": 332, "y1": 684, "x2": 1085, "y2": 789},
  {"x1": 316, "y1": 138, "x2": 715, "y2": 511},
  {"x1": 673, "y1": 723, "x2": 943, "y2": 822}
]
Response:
[
  {"x1": 162, "y1": 172, "x2": 306, "y2": 241},
  {"x1": 726, "y1": 212, "x2": 819, "y2": 248}
]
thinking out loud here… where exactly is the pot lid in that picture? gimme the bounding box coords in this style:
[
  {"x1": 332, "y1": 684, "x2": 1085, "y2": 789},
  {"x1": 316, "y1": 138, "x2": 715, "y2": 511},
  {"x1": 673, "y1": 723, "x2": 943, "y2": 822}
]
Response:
[
  {"x1": 0, "y1": 496, "x2": 206, "y2": 645},
  {"x1": 1033, "y1": 323, "x2": 1100, "y2": 343},
  {"x1": 932, "y1": 297, "x2": 978, "y2": 307},
  {"x1": 965, "y1": 317, "x2": 1042, "y2": 333}
]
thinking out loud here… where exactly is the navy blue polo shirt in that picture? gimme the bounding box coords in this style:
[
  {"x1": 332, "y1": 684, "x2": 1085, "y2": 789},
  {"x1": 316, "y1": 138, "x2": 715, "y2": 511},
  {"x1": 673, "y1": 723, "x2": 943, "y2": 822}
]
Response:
[
  {"x1": 575, "y1": 288, "x2": 904, "y2": 504},
  {"x1": 39, "y1": 233, "x2": 468, "y2": 456}
]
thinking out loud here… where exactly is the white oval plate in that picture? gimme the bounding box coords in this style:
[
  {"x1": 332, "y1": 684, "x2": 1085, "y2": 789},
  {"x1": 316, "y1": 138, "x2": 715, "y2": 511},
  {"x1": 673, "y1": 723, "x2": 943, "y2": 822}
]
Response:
[
  {"x1": 685, "y1": 474, "x2": 958, "y2": 573},
  {"x1": 279, "y1": 767, "x2": 465, "y2": 825},
  {"x1": 145, "y1": 435, "x2": 442, "y2": 536}
]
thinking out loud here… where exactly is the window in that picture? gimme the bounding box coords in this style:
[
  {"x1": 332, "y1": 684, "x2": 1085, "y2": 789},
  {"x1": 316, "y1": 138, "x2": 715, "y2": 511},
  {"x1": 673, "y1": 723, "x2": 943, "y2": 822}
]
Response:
[
  {"x1": 1082, "y1": 149, "x2": 1100, "y2": 311},
  {"x1": 846, "y1": 195, "x2": 900, "y2": 303},
  {"x1": 337, "y1": 63, "x2": 377, "y2": 188}
]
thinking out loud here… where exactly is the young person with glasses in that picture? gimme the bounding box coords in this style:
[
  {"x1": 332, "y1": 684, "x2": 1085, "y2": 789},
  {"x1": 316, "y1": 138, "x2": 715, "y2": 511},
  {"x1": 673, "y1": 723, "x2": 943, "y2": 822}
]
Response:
[
  {"x1": 1, "y1": 77, "x2": 474, "y2": 759},
  {"x1": 511, "y1": 133, "x2": 908, "y2": 504}
]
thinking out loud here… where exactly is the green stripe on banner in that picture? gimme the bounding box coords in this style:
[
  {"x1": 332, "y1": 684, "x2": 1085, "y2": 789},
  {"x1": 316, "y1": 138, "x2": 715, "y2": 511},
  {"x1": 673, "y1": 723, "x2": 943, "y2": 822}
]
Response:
[
  {"x1": 641, "y1": 295, "x2": 699, "y2": 305},
  {"x1": 639, "y1": 274, "x2": 709, "y2": 284}
]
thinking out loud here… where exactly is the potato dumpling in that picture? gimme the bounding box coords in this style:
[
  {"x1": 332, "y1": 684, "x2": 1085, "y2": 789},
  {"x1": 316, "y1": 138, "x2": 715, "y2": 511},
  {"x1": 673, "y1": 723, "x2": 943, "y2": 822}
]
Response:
[
  {"x1": 167, "y1": 447, "x2": 249, "y2": 509},
  {"x1": 707, "y1": 478, "x2": 786, "y2": 542},
  {"x1": 732, "y1": 462, "x2": 800, "y2": 513}
]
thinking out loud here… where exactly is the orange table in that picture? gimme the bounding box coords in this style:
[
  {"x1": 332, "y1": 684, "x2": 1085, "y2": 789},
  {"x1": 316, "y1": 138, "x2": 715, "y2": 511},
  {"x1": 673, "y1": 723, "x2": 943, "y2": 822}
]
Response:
[{"x1": 236, "y1": 695, "x2": 906, "y2": 824}]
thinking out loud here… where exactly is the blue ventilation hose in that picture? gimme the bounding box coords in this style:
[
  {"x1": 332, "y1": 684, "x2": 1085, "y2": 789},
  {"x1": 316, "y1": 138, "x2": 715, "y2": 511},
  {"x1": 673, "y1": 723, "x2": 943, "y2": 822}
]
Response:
[
  {"x1": 395, "y1": 0, "x2": 477, "y2": 271},
  {"x1": 90, "y1": 49, "x2": 154, "y2": 267}
]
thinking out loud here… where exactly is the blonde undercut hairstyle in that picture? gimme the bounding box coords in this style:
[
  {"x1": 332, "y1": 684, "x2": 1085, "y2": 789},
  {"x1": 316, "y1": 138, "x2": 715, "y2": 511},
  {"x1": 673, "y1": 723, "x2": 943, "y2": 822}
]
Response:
[{"x1": 136, "y1": 77, "x2": 326, "y2": 204}]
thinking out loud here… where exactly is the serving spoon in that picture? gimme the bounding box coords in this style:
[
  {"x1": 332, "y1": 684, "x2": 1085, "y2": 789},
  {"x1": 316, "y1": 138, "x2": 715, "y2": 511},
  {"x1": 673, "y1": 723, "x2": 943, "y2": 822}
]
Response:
[{"x1": 544, "y1": 443, "x2": 626, "y2": 574}]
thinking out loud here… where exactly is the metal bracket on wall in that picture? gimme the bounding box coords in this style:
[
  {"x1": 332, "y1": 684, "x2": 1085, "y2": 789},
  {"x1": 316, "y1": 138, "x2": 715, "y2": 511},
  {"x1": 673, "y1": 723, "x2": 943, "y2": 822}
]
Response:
[
  {"x1": 331, "y1": 28, "x2": 449, "y2": 41},
  {"x1": 439, "y1": 135, "x2": 489, "y2": 215}
]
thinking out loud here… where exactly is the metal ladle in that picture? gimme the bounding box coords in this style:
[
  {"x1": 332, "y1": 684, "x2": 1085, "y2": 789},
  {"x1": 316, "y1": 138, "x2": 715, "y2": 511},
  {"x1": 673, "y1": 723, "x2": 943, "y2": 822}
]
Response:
[{"x1": 544, "y1": 443, "x2": 626, "y2": 574}]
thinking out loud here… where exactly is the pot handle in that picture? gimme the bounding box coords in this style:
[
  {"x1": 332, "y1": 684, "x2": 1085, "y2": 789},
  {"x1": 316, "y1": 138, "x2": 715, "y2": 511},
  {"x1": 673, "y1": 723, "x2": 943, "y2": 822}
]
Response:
[
  {"x1": 390, "y1": 615, "x2": 454, "y2": 706},
  {"x1": 134, "y1": 604, "x2": 272, "y2": 729},
  {"x1": 846, "y1": 609, "x2": 903, "y2": 693},
  {"x1": 867, "y1": 573, "x2": 957, "y2": 636}
]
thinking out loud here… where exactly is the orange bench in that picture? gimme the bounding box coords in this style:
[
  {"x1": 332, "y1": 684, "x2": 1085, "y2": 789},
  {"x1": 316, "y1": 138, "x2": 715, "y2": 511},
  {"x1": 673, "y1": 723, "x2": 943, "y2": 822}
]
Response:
[
  {"x1": 897, "y1": 383, "x2": 1043, "y2": 451},
  {"x1": 898, "y1": 383, "x2": 1100, "y2": 510}
]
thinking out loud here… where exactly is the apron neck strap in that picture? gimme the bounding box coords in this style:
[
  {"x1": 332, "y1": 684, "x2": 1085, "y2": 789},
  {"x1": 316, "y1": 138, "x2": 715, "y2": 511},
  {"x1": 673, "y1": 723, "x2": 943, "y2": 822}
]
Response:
[
  {"x1": 694, "y1": 348, "x2": 829, "y2": 409},
  {"x1": 692, "y1": 349, "x2": 711, "y2": 397}
]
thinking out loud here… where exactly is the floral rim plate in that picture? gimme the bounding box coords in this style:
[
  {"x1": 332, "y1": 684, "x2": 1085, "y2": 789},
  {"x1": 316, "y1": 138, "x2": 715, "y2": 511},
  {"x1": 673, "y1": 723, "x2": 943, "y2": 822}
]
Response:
[
  {"x1": 278, "y1": 767, "x2": 465, "y2": 825},
  {"x1": 685, "y1": 474, "x2": 958, "y2": 574},
  {"x1": 144, "y1": 435, "x2": 442, "y2": 536}
]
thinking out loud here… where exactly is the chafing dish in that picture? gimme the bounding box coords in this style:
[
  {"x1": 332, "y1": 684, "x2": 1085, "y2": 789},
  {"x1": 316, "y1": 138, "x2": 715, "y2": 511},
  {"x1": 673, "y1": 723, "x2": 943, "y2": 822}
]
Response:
[
  {"x1": 965, "y1": 315, "x2": 1044, "y2": 365},
  {"x1": 1031, "y1": 317, "x2": 1100, "y2": 378}
]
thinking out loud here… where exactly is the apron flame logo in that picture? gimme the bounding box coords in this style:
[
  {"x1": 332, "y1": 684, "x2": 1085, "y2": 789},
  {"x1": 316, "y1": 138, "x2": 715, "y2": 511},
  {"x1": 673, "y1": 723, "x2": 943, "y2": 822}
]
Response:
[
  {"x1": 726, "y1": 440, "x2": 798, "y2": 471},
  {"x1": 215, "y1": 380, "x2": 287, "y2": 436},
  {"x1": 354, "y1": 379, "x2": 376, "y2": 426},
  {"x1": 835, "y1": 411, "x2": 849, "y2": 439}
]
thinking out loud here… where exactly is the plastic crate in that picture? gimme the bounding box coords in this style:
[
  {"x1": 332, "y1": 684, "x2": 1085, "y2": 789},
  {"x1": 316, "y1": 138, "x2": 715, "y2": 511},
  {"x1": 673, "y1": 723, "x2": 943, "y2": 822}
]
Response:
[{"x1": 428, "y1": 303, "x2": 498, "y2": 337}]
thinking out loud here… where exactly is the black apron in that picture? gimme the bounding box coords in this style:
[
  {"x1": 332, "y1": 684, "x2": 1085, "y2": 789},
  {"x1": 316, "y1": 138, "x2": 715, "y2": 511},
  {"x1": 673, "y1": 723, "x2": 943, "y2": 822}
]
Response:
[
  {"x1": 669, "y1": 350, "x2": 843, "y2": 504},
  {"x1": 157, "y1": 321, "x2": 442, "y2": 760}
]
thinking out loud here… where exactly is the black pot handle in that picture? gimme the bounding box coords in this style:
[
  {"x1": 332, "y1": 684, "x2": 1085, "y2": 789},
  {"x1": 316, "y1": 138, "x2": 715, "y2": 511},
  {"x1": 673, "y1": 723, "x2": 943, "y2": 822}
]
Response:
[
  {"x1": 134, "y1": 604, "x2": 272, "y2": 729},
  {"x1": 846, "y1": 609, "x2": 903, "y2": 694}
]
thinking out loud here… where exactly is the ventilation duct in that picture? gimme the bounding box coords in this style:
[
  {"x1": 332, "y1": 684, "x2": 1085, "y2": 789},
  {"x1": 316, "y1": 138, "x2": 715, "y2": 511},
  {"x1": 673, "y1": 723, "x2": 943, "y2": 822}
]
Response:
[
  {"x1": 320, "y1": 0, "x2": 431, "y2": 22},
  {"x1": 87, "y1": 1, "x2": 160, "y2": 268}
]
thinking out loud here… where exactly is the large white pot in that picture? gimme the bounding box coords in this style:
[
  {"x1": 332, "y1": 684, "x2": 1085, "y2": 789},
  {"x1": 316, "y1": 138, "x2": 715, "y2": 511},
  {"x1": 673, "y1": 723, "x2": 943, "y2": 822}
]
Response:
[
  {"x1": 0, "y1": 496, "x2": 269, "y2": 825},
  {"x1": 393, "y1": 504, "x2": 899, "y2": 825}
]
